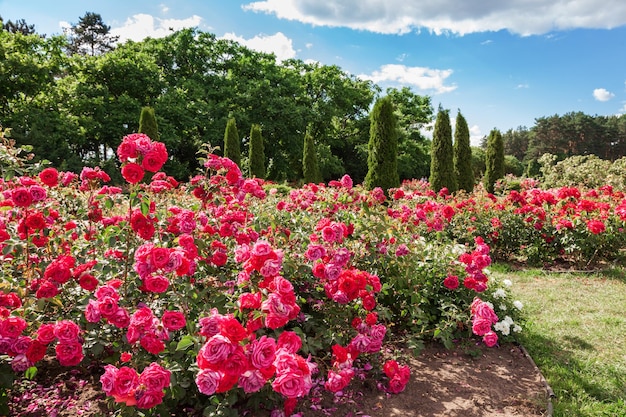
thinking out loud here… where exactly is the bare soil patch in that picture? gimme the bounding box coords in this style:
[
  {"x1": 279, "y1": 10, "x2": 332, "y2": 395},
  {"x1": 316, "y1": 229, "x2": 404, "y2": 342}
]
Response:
[{"x1": 7, "y1": 342, "x2": 550, "y2": 417}]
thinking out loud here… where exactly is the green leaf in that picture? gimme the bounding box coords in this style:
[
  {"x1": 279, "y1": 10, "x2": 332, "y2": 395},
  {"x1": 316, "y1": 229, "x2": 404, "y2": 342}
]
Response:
[{"x1": 176, "y1": 335, "x2": 195, "y2": 351}]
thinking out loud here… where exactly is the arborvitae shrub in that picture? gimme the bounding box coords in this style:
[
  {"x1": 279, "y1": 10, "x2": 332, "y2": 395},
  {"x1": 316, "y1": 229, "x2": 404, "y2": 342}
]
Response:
[
  {"x1": 248, "y1": 124, "x2": 265, "y2": 178},
  {"x1": 453, "y1": 111, "x2": 474, "y2": 192},
  {"x1": 484, "y1": 128, "x2": 505, "y2": 193},
  {"x1": 302, "y1": 127, "x2": 322, "y2": 184},
  {"x1": 138, "y1": 106, "x2": 159, "y2": 141},
  {"x1": 430, "y1": 108, "x2": 457, "y2": 193},
  {"x1": 364, "y1": 96, "x2": 400, "y2": 194},
  {"x1": 223, "y1": 117, "x2": 241, "y2": 167}
]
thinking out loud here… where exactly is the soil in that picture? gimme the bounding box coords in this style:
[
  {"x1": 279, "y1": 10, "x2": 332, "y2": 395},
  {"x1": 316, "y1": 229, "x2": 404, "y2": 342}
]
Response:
[{"x1": 7, "y1": 342, "x2": 550, "y2": 417}]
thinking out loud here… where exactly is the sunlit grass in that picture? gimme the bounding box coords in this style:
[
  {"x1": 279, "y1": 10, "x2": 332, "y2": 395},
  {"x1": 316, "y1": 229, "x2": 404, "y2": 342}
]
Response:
[{"x1": 496, "y1": 266, "x2": 626, "y2": 417}]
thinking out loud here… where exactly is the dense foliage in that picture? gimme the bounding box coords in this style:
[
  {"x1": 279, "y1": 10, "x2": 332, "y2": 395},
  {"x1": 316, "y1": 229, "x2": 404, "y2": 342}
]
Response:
[
  {"x1": 484, "y1": 129, "x2": 504, "y2": 194},
  {"x1": 453, "y1": 111, "x2": 474, "y2": 193},
  {"x1": 223, "y1": 118, "x2": 241, "y2": 168},
  {"x1": 138, "y1": 107, "x2": 159, "y2": 142},
  {"x1": 364, "y1": 96, "x2": 400, "y2": 194},
  {"x1": 248, "y1": 124, "x2": 265, "y2": 179},
  {"x1": 429, "y1": 108, "x2": 457, "y2": 193},
  {"x1": 302, "y1": 127, "x2": 322, "y2": 184}
]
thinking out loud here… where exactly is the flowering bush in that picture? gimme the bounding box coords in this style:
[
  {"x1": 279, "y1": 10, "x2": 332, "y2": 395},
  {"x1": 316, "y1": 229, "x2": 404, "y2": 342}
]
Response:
[{"x1": 0, "y1": 136, "x2": 542, "y2": 416}]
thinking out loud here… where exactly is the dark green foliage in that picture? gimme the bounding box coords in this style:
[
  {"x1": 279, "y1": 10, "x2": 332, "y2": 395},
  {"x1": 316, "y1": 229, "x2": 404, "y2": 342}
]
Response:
[
  {"x1": 364, "y1": 96, "x2": 400, "y2": 194},
  {"x1": 302, "y1": 126, "x2": 322, "y2": 184},
  {"x1": 453, "y1": 111, "x2": 474, "y2": 192},
  {"x1": 484, "y1": 128, "x2": 505, "y2": 193},
  {"x1": 429, "y1": 108, "x2": 457, "y2": 193},
  {"x1": 138, "y1": 106, "x2": 159, "y2": 141},
  {"x1": 223, "y1": 117, "x2": 241, "y2": 167},
  {"x1": 1, "y1": 16, "x2": 36, "y2": 35},
  {"x1": 248, "y1": 124, "x2": 265, "y2": 178}
]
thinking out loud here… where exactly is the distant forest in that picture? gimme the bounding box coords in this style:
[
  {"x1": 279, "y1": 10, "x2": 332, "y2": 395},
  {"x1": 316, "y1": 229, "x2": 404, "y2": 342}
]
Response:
[{"x1": 3, "y1": 13, "x2": 626, "y2": 183}]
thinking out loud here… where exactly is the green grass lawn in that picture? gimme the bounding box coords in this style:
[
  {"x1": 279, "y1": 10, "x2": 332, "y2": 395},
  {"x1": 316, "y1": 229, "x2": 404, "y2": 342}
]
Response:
[{"x1": 491, "y1": 265, "x2": 626, "y2": 417}]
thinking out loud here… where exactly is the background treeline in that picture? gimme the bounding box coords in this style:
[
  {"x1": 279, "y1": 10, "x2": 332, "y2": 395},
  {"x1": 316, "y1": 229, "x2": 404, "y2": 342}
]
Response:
[{"x1": 3, "y1": 14, "x2": 626, "y2": 185}]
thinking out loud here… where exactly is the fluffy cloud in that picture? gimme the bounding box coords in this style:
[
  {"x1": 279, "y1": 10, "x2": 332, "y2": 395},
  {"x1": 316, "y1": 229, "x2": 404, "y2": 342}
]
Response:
[
  {"x1": 593, "y1": 88, "x2": 615, "y2": 101},
  {"x1": 358, "y1": 64, "x2": 456, "y2": 94},
  {"x1": 220, "y1": 32, "x2": 296, "y2": 62},
  {"x1": 243, "y1": 0, "x2": 626, "y2": 35},
  {"x1": 110, "y1": 14, "x2": 202, "y2": 42}
]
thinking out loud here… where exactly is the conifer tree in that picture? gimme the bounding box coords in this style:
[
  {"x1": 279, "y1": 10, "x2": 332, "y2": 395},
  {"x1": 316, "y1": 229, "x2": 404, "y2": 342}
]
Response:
[
  {"x1": 248, "y1": 124, "x2": 265, "y2": 178},
  {"x1": 484, "y1": 128, "x2": 505, "y2": 193},
  {"x1": 429, "y1": 108, "x2": 457, "y2": 193},
  {"x1": 302, "y1": 126, "x2": 322, "y2": 184},
  {"x1": 223, "y1": 117, "x2": 241, "y2": 167},
  {"x1": 364, "y1": 96, "x2": 400, "y2": 194},
  {"x1": 453, "y1": 110, "x2": 474, "y2": 192},
  {"x1": 138, "y1": 106, "x2": 159, "y2": 141}
]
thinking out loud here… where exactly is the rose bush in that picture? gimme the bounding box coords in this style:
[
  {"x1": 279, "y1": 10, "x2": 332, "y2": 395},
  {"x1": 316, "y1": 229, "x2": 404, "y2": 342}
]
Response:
[{"x1": 3, "y1": 134, "x2": 598, "y2": 416}]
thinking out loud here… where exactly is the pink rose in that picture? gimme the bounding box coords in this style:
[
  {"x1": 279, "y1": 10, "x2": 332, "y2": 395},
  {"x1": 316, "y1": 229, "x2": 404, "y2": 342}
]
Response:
[
  {"x1": 139, "y1": 362, "x2": 171, "y2": 391},
  {"x1": 249, "y1": 336, "x2": 276, "y2": 369},
  {"x1": 0, "y1": 316, "x2": 28, "y2": 338},
  {"x1": 277, "y1": 331, "x2": 302, "y2": 354},
  {"x1": 111, "y1": 366, "x2": 139, "y2": 397},
  {"x1": 36, "y1": 323, "x2": 56, "y2": 344},
  {"x1": 483, "y1": 330, "x2": 499, "y2": 347},
  {"x1": 143, "y1": 274, "x2": 169, "y2": 293},
  {"x1": 135, "y1": 386, "x2": 165, "y2": 409},
  {"x1": 198, "y1": 335, "x2": 235, "y2": 368},
  {"x1": 53, "y1": 320, "x2": 80, "y2": 342},
  {"x1": 272, "y1": 371, "x2": 311, "y2": 399},
  {"x1": 472, "y1": 317, "x2": 493, "y2": 337},
  {"x1": 238, "y1": 369, "x2": 266, "y2": 393},
  {"x1": 196, "y1": 368, "x2": 221, "y2": 395},
  {"x1": 108, "y1": 307, "x2": 131, "y2": 328}
]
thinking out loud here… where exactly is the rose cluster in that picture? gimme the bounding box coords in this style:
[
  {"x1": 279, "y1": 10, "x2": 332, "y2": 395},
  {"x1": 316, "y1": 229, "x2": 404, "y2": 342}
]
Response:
[
  {"x1": 133, "y1": 242, "x2": 196, "y2": 293},
  {"x1": 196, "y1": 310, "x2": 316, "y2": 402},
  {"x1": 117, "y1": 133, "x2": 168, "y2": 184},
  {"x1": 470, "y1": 297, "x2": 499, "y2": 347},
  {"x1": 458, "y1": 236, "x2": 492, "y2": 292},
  {"x1": 100, "y1": 362, "x2": 171, "y2": 409},
  {"x1": 383, "y1": 359, "x2": 411, "y2": 394}
]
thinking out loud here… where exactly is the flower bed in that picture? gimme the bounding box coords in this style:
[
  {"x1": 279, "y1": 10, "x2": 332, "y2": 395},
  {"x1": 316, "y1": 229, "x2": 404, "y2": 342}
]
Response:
[{"x1": 0, "y1": 134, "x2": 545, "y2": 416}]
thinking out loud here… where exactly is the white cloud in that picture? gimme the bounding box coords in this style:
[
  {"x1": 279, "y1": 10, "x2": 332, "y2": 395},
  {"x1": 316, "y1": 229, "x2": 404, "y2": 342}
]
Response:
[
  {"x1": 358, "y1": 64, "x2": 456, "y2": 94},
  {"x1": 220, "y1": 32, "x2": 296, "y2": 62},
  {"x1": 516, "y1": 83, "x2": 529, "y2": 89},
  {"x1": 243, "y1": 0, "x2": 626, "y2": 36},
  {"x1": 469, "y1": 124, "x2": 483, "y2": 147},
  {"x1": 110, "y1": 14, "x2": 202, "y2": 42},
  {"x1": 593, "y1": 88, "x2": 615, "y2": 101},
  {"x1": 160, "y1": 4, "x2": 170, "y2": 13}
]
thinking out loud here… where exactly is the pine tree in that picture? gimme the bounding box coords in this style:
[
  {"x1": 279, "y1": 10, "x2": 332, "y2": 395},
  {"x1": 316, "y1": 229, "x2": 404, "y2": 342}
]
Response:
[
  {"x1": 364, "y1": 96, "x2": 400, "y2": 194},
  {"x1": 138, "y1": 106, "x2": 159, "y2": 141},
  {"x1": 453, "y1": 110, "x2": 474, "y2": 192},
  {"x1": 248, "y1": 124, "x2": 265, "y2": 178},
  {"x1": 302, "y1": 126, "x2": 322, "y2": 184},
  {"x1": 430, "y1": 108, "x2": 457, "y2": 193},
  {"x1": 223, "y1": 117, "x2": 241, "y2": 167},
  {"x1": 484, "y1": 128, "x2": 505, "y2": 193},
  {"x1": 66, "y1": 12, "x2": 119, "y2": 56}
]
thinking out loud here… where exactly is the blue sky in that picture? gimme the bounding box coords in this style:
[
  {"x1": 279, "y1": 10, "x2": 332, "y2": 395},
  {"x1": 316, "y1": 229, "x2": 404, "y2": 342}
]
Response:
[{"x1": 2, "y1": 0, "x2": 626, "y2": 145}]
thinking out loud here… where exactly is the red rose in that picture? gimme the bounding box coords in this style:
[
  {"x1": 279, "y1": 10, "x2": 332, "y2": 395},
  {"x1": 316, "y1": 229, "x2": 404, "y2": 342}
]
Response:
[
  {"x1": 78, "y1": 273, "x2": 99, "y2": 291},
  {"x1": 143, "y1": 274, "x2": 169, "y2": 293},
  {"x1": 35, "y1": 281, "x2": 59, "y2": 299},
  {"x1": 140, "y1": 333, "x2": 165, "y2": 355},
  {"x1": 219, "y1": 317, "x2": 247, "y2": 343},
  {"x1": 141, "y1": 149, "x2": 166, "y2": 173},
  {"x1": 38, "y1": 167, "x2": 59, "y2": 187},
  {"x1": 587, "y1": 219, "x2": 606, "y2": 234},
  {"x1": 139, "y1": 362, "x2": 171, "y2": 391},
  {"x1": 53, "y1": 320, "x2": 81, "y2": 342},
  {"x1": 26, "y1": 339, "x2": 47, "y2": 363},
  {"x1": 444, "y1": 275, "x2": 459, "y2": 290},
  {"x1": 161, "y1": 311, "x2": 186, "y2": 331},
  {"x1": 55, "y1": 340, "x2": 84, "y2": 366},
  {"x1": 11, "y1": 188, "x2": 33, "y2": 207},
  {"x1": 121, "y1": 163, "x2": 145, "y2": 184}
]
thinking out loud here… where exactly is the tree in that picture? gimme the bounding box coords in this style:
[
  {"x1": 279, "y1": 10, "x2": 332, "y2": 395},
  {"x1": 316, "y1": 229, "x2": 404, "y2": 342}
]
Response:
[
  {"x1": 429, "y1": 108, "x2": 457, "y2": 193},
  {"x1": 223, "y1": 117, "x2": 241, "y2": 166},
  {"x1": 364, "y1": 96, "x2": 400, "y2": 194},
  {"x1": 453, "y1": 110, "x2": 474, "y2": 192},
  {"x1": 66, "y1": 12, "x2": 118, "y2": 56},
  {"x1": 138, "y1": 106, "x2": 159, "y2": 141},
  {"x1": 484, "y1": 128, "x2": 505, "y2": 193},
  {"x1": 1, "y1": 16, "x2": 37, "y2": 35},
  {"x1": 386, "y1": 87, "x2": 433, "y2": 181},
  {"x1": 248, "y1": 124, "x2": 265, "y2": 178},
  {"x1": 302, "y1": 126, "x2": 322, "y2": 184}
]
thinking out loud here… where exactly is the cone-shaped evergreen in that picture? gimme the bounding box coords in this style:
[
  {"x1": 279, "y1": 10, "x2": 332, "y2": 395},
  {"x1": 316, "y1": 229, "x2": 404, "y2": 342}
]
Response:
[
  {"x1": 138, "y1": 106, "x2": 159, "y2": 141},
  {"x1": 248, "y1": 124, "x2": 265, "y2": 178},
  {"x1": 364, "y1": 96, "x2": 400, "y2": 194},
  {"x1": 429, "y1": 108, "x2": 457, "y2": 193},
  {"x1": 453, "y1": 111, "x2": 474, "y2": 192},
  {"x1": 302, "y1": 126, "x2": 322, "y2": 184},
  {"x1": 223, "y1": 117, "x2": 241, "y2": 167},
  {"x1": 483, "y1": 128, "x2": 505, "y2": 193}
]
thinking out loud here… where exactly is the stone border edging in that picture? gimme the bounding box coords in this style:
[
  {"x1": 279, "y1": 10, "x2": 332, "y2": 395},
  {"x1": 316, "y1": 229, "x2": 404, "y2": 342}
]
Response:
[{"x1": 519, "y1": 344, "x2": 555, "y2": 417}]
